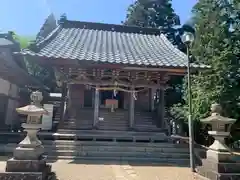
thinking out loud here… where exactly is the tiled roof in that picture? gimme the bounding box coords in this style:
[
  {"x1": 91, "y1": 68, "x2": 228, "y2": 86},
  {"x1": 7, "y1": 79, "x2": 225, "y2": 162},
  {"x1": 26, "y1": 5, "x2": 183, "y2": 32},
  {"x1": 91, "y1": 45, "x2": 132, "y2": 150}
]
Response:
[
  {"x1": 0, "y1": 38, "x2": 14, "y2": 46},
  {"x1": 20, "y1": 19, "x2": 208, "y2": 68},
  {"x1": 36, "y1": 13, "x2": 57, "y2": 44}
]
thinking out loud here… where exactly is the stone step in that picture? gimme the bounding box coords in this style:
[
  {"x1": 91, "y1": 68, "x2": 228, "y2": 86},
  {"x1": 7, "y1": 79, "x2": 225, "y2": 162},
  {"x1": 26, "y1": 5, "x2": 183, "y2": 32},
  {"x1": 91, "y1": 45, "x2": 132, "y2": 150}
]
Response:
[
  {"x1": 135, "y1": 125, "x2": 161, "y2": 130},
  {"x1": 135, "y1": 124, "x2": 158, "y2": 128},
  {"x1": 42, "y1": 140, "x2": 184, "y2": 147},
  {"x1": 135, "y1": 123, "x2": 156, "y2": 126},
  {"x1": 97, "y1": 127, "x2": 128, "y2": 131},
  {"x1": 64, "y1": 121, "x2": 92, "y2": 124},
  {"x1": 61, "y1": 124, "x2": 92, "y2": 128},
  {"x1": 46, "y1": 155, "x2": 190, "y2": 164},
  {"x1": 4, "y1": 143, "x2": 187, "y2": 151},
  {"x1": 66, "y1": 119, "x2": 129, "y2": 123},
  {"x1": 61, "y1": 126, "x2": 93, "y2": 129},
  {"x1": 0, "y1": 131, "x2": 170, "y2": 144},
  {"x1": 44, "y1": 150, "x2": 190, "y2": 159},
  {"x1": 97, "y1": 124, "x2": 129, "y2": 127},
  {"x1": 65, "y1": 120, "x2": 157, "y2": 125},
  {"x1": 43, "y1": 145, "x2": 189, "y2": 153},
  {"x1": 55, "y1": 130, "x2": 167, "y2": 136}
]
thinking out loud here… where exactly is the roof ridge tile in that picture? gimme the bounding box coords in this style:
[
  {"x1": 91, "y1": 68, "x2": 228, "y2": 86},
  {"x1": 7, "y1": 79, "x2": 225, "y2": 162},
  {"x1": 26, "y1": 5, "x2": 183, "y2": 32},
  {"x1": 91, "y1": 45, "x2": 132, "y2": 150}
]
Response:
[{"x1": 62, "y1": 19, "x2": 165, "y2": 36}]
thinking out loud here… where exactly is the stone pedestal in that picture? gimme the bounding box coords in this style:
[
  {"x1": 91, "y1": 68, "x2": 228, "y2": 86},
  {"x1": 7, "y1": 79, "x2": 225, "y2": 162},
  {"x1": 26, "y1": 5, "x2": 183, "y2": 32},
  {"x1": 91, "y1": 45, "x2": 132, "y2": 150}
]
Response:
[
  {"x1": 197, "y1": 146, "x2": 240, "y2": 180},
  {"x1": 197, "y1": 158, "x2": 240, "y2": 180},
  {"x1": 13, "y1": 124, "x2": 44, "y2": 160},
  {"x1": 0, "y1": 157, "x2": 51, "y2": 180}
]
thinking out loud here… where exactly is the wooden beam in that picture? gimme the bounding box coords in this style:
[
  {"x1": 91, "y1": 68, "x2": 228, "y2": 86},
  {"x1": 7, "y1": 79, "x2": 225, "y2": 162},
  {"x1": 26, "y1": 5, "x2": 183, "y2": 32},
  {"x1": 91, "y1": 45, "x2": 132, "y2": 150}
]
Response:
[{"x1": 123, "y1": 66, "x2": 186, "y2": 74}]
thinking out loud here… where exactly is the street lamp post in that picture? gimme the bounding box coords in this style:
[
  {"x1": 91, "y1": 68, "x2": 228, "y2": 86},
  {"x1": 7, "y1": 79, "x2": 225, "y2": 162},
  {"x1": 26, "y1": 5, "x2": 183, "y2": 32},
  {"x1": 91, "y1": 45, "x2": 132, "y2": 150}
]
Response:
[{"x1": 181, "y1": 32, "x2": 195, "y2": 172}]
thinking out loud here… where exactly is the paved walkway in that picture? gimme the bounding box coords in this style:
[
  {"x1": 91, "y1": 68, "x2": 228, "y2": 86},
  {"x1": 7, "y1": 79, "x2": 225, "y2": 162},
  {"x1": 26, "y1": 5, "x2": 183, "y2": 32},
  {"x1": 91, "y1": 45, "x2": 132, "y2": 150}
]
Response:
[
  {"x1": 0, "y1": 158, "x2": 197, "y2": 180},
  {"x1": 51, "y1": 160, "x2": 196, "y2": 180}
]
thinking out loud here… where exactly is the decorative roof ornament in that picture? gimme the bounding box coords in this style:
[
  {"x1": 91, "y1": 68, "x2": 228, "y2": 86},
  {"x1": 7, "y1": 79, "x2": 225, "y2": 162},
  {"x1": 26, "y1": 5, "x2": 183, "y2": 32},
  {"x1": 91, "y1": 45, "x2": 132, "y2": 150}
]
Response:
[{"x1": 59, "y1": 13, "x2": 67, "y2": 24}]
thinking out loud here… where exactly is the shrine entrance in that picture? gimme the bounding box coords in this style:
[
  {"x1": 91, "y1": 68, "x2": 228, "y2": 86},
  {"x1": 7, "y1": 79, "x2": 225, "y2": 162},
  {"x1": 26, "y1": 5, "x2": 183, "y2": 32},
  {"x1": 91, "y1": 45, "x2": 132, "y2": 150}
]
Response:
[{"x1": 84, "y1": 89, "x2": 93, "y2": 107}]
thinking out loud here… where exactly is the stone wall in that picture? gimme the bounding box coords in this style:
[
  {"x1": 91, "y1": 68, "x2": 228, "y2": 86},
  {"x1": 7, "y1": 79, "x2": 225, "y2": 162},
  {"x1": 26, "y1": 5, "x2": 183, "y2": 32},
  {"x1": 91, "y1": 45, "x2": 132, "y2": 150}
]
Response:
[{"x1": 0, "y1": 78, "x2": 20, "y2": 128}]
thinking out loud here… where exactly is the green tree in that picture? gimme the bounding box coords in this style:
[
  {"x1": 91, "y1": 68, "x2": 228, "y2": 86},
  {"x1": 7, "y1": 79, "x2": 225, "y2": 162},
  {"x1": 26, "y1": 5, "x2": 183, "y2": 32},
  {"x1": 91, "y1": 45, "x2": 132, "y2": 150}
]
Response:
[
  {"x1": 14, "y1": 34, "x2": 57, "y2": 91},
  {"x1": 124, "y1": 0, "x2": 181, "y2": 45},
  {"x1": 14, "y1": 35, "x2": 34, "y2": 49},
  {"x1": 191, "y1": 0, "x2": 240, "y2": 119},
  {"x1": 172, "y1": 0, "x2": 240, "y2": 142},
  {"x1": 124, "y1": 0, "x2": 179, "y2": 27}
]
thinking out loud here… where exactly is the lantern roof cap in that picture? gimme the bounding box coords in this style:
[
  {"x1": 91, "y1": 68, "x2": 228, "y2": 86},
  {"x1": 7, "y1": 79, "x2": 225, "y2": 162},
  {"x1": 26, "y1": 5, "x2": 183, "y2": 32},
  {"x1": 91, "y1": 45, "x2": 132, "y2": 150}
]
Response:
[
  {"x1": 201, "y1": 103, "x2": 236, "y2": 124},
  {"x1": 16, "y1": 104, "x2": 48, "y2": 116}
]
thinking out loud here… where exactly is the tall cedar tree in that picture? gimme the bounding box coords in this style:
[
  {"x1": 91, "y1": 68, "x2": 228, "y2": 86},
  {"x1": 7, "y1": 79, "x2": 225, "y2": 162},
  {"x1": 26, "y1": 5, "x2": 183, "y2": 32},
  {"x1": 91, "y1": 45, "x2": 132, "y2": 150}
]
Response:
[
  {"x1": 172, "y1": 0, "x2": 240, "y2": 142},
  {"x1": 124, "y1": 0, "x2": 181, "y2": 45},
  {"x1": 124, "y1": 0, "x2": 187, "y2": 107}
]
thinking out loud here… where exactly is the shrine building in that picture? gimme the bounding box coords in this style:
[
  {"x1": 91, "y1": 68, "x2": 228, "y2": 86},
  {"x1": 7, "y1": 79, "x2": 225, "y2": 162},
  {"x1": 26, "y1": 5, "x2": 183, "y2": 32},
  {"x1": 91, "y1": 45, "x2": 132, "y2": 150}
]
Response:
[{"x1": 16, "y1": 15, "x2": 207, "y2": 133}]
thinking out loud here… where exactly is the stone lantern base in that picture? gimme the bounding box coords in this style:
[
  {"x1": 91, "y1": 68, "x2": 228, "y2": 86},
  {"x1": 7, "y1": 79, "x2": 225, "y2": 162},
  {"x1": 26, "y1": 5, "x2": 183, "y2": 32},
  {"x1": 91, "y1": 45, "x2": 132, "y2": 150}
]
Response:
[
  {"x1": 0, "y1": 124, "x2": 52, "y2": 180},
  {"x1": 0, "y1": 157, "x2": 52, "y2": 180}
]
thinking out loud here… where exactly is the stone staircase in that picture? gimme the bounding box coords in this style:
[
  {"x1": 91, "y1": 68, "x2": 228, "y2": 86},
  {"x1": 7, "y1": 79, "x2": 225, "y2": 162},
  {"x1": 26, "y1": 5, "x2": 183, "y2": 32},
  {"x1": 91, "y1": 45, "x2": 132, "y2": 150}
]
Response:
[
  {"x1": 52, "y1": 101, "x2": 61, "y2": 131},
  {"x1": 134, "y1": 111, "x2": 161, "y2": 132},
  {"x1": 0, "y1": 131, "x2": 190, "y2": 165},
  {"x1": 97, "y1": 109, "x2": 129, "y2": 131},
  {"x1": 60, "y1": 108, "x2": 161, "y2": 132},
  {"x1": 61, "y1": 109, "x2": 93, "y2": 130}
]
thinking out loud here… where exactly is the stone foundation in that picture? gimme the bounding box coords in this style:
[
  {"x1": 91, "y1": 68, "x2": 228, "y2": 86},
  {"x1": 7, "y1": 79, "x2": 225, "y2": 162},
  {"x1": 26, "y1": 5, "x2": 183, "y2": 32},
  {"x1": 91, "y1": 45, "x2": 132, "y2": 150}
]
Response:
[
  {"x1": 197, "y1": 158, "x2": 240, "y2": 180},
  {"x1": 0, "y1": 157, "x2": 51, "y2": 180}
]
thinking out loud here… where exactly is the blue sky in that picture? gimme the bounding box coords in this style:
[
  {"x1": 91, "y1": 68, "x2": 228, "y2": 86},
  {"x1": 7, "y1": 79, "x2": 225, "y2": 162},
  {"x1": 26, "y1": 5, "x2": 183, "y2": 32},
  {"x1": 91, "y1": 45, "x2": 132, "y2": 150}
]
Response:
[{"x1": 0, "y1": 0, "x2": 197, "y2": 36}]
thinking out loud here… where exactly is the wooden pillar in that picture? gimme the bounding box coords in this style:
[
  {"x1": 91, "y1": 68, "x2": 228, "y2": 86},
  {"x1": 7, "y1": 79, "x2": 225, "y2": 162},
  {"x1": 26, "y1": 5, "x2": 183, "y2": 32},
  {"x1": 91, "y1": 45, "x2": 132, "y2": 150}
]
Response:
[
  {"x1": 149, "y1": 88, "x2": 155, "y2": 112},
  {"x1": 129, "y1": 86, "x2": 135, "y2": 129},
  {"x1": 93, "y1": 85, "x2": 99, "y2": 127},
  {"x1": 59, "y1": 82, "x2": 67, "y2": 127},
  {"x1": 159, "y1": 87, "x2": 165, "y2": 128},
  {"x1": 148, "y1": 88, "x2": 152, "y2": 112}
]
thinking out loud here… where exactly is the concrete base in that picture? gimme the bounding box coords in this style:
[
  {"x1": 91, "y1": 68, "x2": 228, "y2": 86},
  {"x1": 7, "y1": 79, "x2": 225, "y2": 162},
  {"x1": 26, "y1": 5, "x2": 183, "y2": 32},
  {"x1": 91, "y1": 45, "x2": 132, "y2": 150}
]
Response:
[
  {"x1": 0, "y1": 157, "x2": 51, "y2": 180},
  {"x1": 197, "y1": 158, "x2": 240, "y2": 180}
]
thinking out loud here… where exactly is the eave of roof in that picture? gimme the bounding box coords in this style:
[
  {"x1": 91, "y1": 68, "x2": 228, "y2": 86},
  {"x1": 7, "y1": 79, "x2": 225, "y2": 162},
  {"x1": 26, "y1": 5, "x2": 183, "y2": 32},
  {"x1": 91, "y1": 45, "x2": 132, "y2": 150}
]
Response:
[{"x1": 16, "y1": 19, "x2": 209, "y2": 70}]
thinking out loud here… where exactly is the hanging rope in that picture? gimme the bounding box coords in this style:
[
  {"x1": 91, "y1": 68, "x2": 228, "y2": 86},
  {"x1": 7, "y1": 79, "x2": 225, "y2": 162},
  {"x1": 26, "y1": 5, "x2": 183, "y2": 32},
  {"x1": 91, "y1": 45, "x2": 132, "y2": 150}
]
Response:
[
  {"x1": 85, "y1": 84, "x2": 148, "y2": 100},
  {"x1": 95, "y1": 86, "x2": 147, "y2": 93}
]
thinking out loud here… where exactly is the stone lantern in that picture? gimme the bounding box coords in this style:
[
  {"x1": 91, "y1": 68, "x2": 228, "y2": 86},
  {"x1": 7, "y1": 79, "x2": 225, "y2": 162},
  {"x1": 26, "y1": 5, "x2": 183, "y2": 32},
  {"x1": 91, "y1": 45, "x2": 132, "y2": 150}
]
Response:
[
  {"x1": 196, "y1": 103, "x2": 240, "y2": 180},
  {"x1": 14, "y1": 91, "x2": 48, "y2": 160},
  {"x1": 1, "y1": 91, "x2": 52, "y2": 180},
  {"x1": 201, "y1": 103, "x2": 236, "y2": 160}
]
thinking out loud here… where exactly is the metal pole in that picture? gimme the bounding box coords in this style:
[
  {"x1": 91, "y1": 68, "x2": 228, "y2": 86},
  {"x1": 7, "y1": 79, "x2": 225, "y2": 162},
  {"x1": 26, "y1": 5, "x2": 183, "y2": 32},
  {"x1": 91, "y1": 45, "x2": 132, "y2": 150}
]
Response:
[{"x1": 187, "y1": 45, "x2": 195, "y2": 172}]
